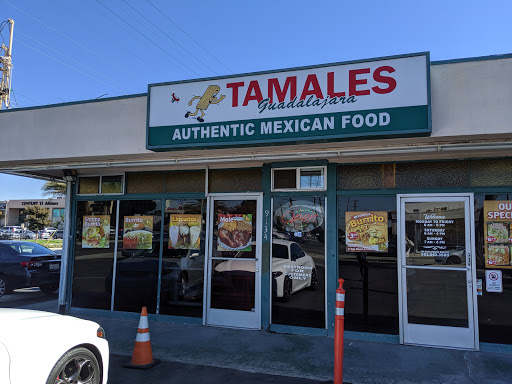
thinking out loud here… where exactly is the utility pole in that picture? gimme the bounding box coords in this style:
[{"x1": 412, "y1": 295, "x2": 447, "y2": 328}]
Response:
[{"x1": 0, "y1": 19, "x2": 14, "y2": 109}]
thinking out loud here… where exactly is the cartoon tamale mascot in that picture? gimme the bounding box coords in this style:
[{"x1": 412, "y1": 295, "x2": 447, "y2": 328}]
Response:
[{"x1": 185, "y1": 85, "x2": 226, "y2": 122}]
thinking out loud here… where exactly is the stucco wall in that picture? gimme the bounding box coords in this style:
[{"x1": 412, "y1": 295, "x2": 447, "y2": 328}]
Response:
[
  {"x1": 0, "y1": 96, "x2": 150, "y2": 163},
  {"x1": 0, "y1": 56, "x2": 511, "y2": 165},
  {"x1": 431, "y1": 57, "x2": 512, "y2": 137}
]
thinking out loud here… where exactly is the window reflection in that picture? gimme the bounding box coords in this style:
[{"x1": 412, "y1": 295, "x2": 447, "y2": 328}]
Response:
[
  {"x1": 271, "y1": 197, "x2": 325, "y2": 328},
  {"x1": 475, "y1": 194, "x2": 512, "y2": 344},
  {"x1": 113, "y1": 200, "x2": 161, "y2": 314},
  {"x1": 210, "y1": 199, "x2": 257, "y2": 311},
  {"x1": 338, "y1": 196, "x2": 398, "y2": 335},
  {"x1": 160, "y1": 199, "x2": 206, "y2": 317},
  {"x1": 72, "y1": 201, "x2": 116, "y2": 310}
]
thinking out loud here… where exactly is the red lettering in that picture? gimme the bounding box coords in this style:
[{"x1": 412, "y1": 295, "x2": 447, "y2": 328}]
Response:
[
  {"x1": 280, "y1": 210, "x2": 317, "y2": 225},
  {"x1": 243, "y1": 80, "x2": 264, "y2": 106},
  {"x1": 268, "y1": 77, "x2": 297, "y2": 103},
  {"x1": 372, "y1": 66, "x2": 397, "y2": 94},
  {"x1": 327, "y1": 72, "x2": 345, "y2": 97},
  {"x1": 226, "y1": 81, "x2": 244, "y2": 107},
  {"x1": 300, "y1": 74, "x2": 324, "y2": 100},
  {"x1": 349, "y1": 68, "x2": 371, "y2": 96}
]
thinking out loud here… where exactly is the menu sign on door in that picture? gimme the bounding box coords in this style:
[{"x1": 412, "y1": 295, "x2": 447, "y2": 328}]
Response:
[
  {"x1": 484, "y1": 201, "x2": 512, "y2": 269},
  {"x1": 416, "y1": 213, "x2": 454, "y2": 259},
  {"x1": 405, "y1": 202, "x2": 465, "y2": 265}
]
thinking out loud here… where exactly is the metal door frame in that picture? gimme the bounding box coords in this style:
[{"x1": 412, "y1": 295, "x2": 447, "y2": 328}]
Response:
[
  {"x1": 397, "y1": 193, "x2": 479, "y2": 350},
  {"x1": 203, "y1": 193, "x2": 263, "y2": 329}
]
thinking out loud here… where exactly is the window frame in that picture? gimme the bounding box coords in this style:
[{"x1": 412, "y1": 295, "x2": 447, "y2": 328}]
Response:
[
  {"x1": 77, "y1": 174, "x2": 125, "y2": 196},
  {"x1": 272, "y1": 166, "x2": 327, "y2": 192}
]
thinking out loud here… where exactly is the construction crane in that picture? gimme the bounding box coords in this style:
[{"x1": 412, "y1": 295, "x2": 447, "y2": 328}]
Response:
[{"x1": 0, "y1": 19, "x2": 14, "y2": 109}]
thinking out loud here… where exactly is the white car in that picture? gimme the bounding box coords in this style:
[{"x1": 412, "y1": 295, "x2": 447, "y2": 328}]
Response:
[
  {"x1": 212, "y1": 240, "x2": 318, "y2": 303},
  {"x1": 0, "y1": 309, "x2": 109, "y2": 384},
  {"x1": 272, "y1": 240, "x2": 317, "y2": 302}
]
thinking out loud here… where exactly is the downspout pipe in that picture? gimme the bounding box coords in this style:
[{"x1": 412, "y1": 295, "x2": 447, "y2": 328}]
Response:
[{"x1": 58, "y1": 177, "x2": 74, "y2": 314}]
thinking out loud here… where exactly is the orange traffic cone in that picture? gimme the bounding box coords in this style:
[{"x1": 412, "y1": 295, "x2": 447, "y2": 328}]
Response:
[{"x1": 124, "y1": 306, "x2": 159, "y2": 369}]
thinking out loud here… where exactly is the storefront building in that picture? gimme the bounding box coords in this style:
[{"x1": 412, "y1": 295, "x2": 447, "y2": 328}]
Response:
[
  {"x1": 4, "y1": 198, "x2": 66, "y2": 227},
  {"x1": 0, "y1": 52, "x2": 511, "y2": 351}
]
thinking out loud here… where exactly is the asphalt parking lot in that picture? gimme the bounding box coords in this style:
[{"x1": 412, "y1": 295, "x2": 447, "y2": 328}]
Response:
[
  {"x1": 0, "y1": 287, "x2": 58, "y2": 308},
  {"x1": 108, "y1": 354, "x2": 325, "y2": 384}
]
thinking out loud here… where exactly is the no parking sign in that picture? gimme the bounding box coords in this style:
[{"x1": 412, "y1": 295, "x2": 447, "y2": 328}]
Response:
[{"x1": 486, "y1": 270, "x2": 503, "y2": 293}]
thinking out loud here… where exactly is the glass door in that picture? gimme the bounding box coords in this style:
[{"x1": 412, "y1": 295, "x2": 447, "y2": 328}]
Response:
[
  {"x1": 205, "y1": 193, "x2": 262, "y2": 329},
  {"x1": 398, "y1": 194, "x2": 478, "y2": 350}
]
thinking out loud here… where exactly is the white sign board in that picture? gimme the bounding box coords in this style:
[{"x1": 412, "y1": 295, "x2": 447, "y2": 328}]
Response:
[
  {"x1": 486, "y1": 270, "x2": 503, "y2": 293},
  {"x1": 147, "y1": 53, "x2": 430, "y2": 150}
]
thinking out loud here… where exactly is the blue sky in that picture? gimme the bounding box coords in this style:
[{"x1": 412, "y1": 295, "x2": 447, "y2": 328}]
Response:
[{"x1": 0, "y1": 0, "x2": 511, "y2": 200}]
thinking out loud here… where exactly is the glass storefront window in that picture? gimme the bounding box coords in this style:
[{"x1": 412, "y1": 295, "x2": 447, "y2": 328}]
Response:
[
  {"x1": 300, "y1": 169, "x2": 324, "y2": 189},
  {"x1": 404, "y1": 201, "x2": 466, "y2": 267},
  {"x1": 273, "y1": 167, "x2": 326, "y2": 191},
  {"x1": 101, "y1": 175, "x2": 124, "y2": 194},
  {"x1": 113, "y1": 200, "x2": 161, "y2": 314},
  {"x1": 160, "y1": 199, "x2": 206, "y2": 317},
  {"x1": 273, "y1": 169, "x2": 297, "y2": 189},
  {"x1": 211, "y1": 199, "x2": 257, "y2": 311},
  {"x1": 271, "y1": 197, "x2": 325, "y2": 328},
  {"x1": 72, "y1": 200, "x2": 117, "y2": 310},
  {"x1": 78, "y1": 177, "x2": 100, "y2": 194},
  {"x1": 338, "y1": 196, "x2": 398, "y2": 335},
  {"x1": 475, "y1": 194, "x2": 512, "y2": 344}
]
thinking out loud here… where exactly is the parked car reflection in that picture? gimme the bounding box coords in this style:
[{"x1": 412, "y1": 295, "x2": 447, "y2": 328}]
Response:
[
  {"x1": 272, "y1": 240, "x2": 317, "y2": 302},
  {"x1": 211, "y1": 259, "x2": 255, "y2": 311},
  {"x1": 106, "y1": 243, "x2": 204, "y2": 312}
]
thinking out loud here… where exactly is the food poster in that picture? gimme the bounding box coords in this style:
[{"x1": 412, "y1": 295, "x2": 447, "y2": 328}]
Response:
[
  {"x1": 217, "y1": 214, "x2": 252, "y2": 251},
  {"x1": 484, "y1": 201, "x2": 512, "y2": 268},
  {"x1": 345, "y1": 211, "x2": 388, "y2": 252},
  {"x1": 123, "y1": 216, "x2": 153, "y2": 249},
  {"x1": 82, "y1": 215, "x2": 110, "y2": 248},
  {"x1": 169, "y1": 214, "x2": 202, "y2": 249}
]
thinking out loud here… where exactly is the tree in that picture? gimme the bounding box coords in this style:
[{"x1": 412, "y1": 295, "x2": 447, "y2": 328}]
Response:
[
  {"x1": 24, "y1": 205, "x2": 51, "y2": 232},
  {"x1": 42, "y1": 181, "x2": 66, "y2": 198}
]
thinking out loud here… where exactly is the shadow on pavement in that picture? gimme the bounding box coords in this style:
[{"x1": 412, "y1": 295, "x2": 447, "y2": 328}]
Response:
[{"x1": 108, "y1": 354, "x2": 324, "y2": 384}]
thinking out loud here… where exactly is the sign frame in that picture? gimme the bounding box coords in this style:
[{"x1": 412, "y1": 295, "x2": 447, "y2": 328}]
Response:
[{"x1": 147, "y1": 52, "x2": 431, "y2": 151}]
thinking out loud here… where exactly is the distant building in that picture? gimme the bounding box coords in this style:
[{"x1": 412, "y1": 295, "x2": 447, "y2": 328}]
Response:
[
  {"x1": 4, "y1": 198, "x2": 66, "y2": 227},
  {"x1": 0, "y1": 201, "x2": 6, "y2": 226}
]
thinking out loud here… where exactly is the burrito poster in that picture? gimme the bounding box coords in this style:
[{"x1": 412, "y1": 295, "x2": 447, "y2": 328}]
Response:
[
  {"x1": 82, "y1": 215, "x2": 110, "y2": 249},
  {"x1": 123, "y1": 216, "x2": 153, "y2": 249},
  {"x1": 169, "y1": 214, "x2": 202, "y2": 249},
  {"x1": 484, "y1": 201, "x2": 512, "y2": 268},
  {"x1": 217, "y1": 214, "x2": 252, "y2": 251},
  {"x1": 345, "y1": 211, "x2": 388, "y2": 252}
]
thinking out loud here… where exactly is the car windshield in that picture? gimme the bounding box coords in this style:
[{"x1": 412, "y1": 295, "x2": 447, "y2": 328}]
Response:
[
  {"x1": 9, "y1": 243, "x2": 55, "y2": 255},
  {"x1": 272, "y1": 244, "x2": 289, "y2": 259}
]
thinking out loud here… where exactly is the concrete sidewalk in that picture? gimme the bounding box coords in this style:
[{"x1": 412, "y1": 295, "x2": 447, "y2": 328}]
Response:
[
  {"x1": 80, "y1": 312, "x2": 512, "y2": 384},
  {"x1": 16, "y1": 299, "x2": 512, "y2": 383}
]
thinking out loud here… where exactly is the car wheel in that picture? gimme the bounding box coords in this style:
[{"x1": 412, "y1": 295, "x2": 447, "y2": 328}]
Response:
[
  {"x1": 178, "y1": 273, "x2": 188, "y2": 300},
  {"x1": 308, "y1": 268, "x2": 318, "y2": 291},
  {"x1": 40, "y1": 284, "x2": 59, "y2": 295},
  {"x1": 446, "y1": 256, "x2": 461, "y2": 265},
  {"x1": 282, "y1": 276, "x2": 292, "y2": 302},
  {"x1": 0, "y1": 275, "x2": 7, "y2": 298},
  {"x1": 46, "y1": 346, "x2": 101, "y2": 384}
]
